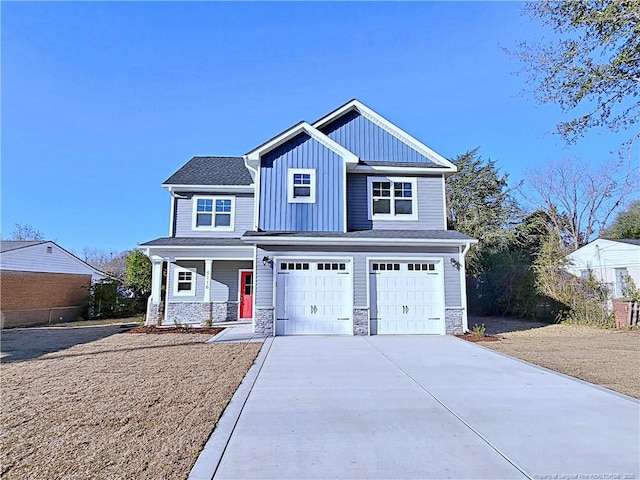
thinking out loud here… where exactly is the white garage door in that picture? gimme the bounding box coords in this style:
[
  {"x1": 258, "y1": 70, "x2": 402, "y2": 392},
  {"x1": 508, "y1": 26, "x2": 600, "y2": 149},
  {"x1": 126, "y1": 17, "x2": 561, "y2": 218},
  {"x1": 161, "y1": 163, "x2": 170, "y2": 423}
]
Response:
[
  {"x1": 370, "y1": 261, "x2": 445, "y2": 335},
  {"x1": 276, "y1": 260, "x2": 352, "y2": 335}
]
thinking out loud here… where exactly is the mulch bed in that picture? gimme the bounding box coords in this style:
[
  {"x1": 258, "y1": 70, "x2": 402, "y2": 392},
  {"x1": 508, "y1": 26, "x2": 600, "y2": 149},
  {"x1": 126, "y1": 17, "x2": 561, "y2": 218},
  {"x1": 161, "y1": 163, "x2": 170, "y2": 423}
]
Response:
[
  {"x1": 455, "y1": 333, "x2": 501, "y2": 342},
  {"x1": 126, "y1": 326, "x2": 224, "y2": 335}
]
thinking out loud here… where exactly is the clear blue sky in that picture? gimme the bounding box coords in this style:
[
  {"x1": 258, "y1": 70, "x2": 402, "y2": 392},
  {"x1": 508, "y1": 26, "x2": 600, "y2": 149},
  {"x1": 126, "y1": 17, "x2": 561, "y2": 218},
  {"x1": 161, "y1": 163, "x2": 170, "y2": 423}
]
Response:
[{"x1": 1, "y1": 1, "x2": 634, "y2": 253}]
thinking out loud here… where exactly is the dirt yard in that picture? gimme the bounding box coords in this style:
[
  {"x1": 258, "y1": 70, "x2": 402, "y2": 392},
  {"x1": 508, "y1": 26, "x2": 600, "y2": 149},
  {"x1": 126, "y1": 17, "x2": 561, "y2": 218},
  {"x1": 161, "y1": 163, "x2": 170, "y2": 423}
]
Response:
[
  {"x1": 472, "y1": 317, "x2": 640, "y2": 399},
  {"x1": 1, "y1": 331, "x2": 261, "y2": 479}
]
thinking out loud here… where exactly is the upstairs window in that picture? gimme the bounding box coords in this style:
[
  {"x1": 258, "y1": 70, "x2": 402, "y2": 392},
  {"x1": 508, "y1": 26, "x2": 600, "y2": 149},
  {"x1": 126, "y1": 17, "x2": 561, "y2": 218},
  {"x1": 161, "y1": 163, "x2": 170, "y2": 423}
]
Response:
[
  {"x1": 288, "y1": 168, "x2": 316, "y2": 203},
  {"x1": 368, "y1": 177, "x2": 417, "y2": 220},
  {"x1": 193, "y1": 196, "x2": 234, "y2": 231}
]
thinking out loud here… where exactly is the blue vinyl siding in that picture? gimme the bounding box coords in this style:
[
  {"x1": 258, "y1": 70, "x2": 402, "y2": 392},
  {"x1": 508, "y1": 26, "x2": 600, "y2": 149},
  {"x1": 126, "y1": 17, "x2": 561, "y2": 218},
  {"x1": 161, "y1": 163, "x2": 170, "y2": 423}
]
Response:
[
  {"x1": 174, "y1": 193, "x2": 254, "y2": 238},
  {"x1": 347, "y1": 174, "x2": 445, "y2": 230},
  {"x1": 259, "y1": 133, "x2": 344, "y2": 232},
  {"x1": 320, "y1": 110, "x2": 434, "y2": 164}
]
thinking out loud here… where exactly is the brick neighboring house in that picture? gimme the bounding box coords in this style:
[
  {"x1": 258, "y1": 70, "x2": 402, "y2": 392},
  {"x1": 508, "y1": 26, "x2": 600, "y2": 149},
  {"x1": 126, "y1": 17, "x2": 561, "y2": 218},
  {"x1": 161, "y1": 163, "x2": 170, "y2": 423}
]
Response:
[{"x1": 0, "y1": 241, "x2": 107, "y2": 328}]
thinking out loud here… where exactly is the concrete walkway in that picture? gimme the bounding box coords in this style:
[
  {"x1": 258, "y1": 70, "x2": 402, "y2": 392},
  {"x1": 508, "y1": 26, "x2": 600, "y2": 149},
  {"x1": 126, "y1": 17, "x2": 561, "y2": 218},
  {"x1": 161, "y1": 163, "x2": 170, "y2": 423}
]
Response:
[{"x1": 194, "y1": 335, "x2": 640, "y2": 479}]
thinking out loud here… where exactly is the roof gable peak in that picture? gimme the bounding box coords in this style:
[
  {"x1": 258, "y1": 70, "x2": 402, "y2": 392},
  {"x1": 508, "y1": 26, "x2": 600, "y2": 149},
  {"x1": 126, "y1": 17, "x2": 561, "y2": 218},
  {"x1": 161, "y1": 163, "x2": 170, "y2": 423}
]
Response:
[{"x1": 313, "y1": 100, "x2": 456, "y2": 171}]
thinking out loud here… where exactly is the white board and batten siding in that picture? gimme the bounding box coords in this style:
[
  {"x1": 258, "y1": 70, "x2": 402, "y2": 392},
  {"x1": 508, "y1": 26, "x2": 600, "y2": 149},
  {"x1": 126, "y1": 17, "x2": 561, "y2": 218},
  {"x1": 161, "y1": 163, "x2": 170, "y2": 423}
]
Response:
[{"x1": 0, "y1": 242, "x2": 105, "y2": 281}]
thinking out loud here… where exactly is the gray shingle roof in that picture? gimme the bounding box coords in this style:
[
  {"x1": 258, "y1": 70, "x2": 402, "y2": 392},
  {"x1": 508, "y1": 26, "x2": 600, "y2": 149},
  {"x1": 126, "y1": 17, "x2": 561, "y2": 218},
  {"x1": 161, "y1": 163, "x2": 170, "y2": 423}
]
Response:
[
  {"x1": 163, "y1": 157, "x2": 253, "y2": 186},
  {"x1": 607, "y1": 238, "x2": 640, "y2": 246},
  {"x1": 0, "y1": 241, "x2": 46, "y2": 253},
  {"x1": 242, "y1": 230, "x2": 475, "y2": 241},
  {"x1": 139, "y1": 237, "x2": 249, "y2": 247}
]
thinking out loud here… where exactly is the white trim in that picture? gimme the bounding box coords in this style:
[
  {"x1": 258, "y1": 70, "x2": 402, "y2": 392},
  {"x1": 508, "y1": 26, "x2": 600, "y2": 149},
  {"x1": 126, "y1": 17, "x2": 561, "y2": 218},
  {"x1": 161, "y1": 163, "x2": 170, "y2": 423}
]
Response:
[
  {"x1": 351, "y1": 165, "x2": 456, "y2": 174},
  {"x1": 191, "y1": 195, "x2": 235, "y2": 232},
  {"x1": 460, "y1": 242, "x2": 472, "y2": 333},
  {"x1": 245, "y1": 122, "x2": 358, "y2": 167},
  {"x1": 287, "y1": 168, "x2": 316, "y2": 204},
  {"x1": 441, "y1": 174, "x2": 448, "y2": 230},
  {"x1": 173, "y1": 265, "x2": 197, "y2": 296},
  {"x1": 204, "y1": 259, "x2": 213, "y2": 302},
  {"x1": 164, "y1": 184, "x2": 255, "y2": 193},
  {"x1": 365, "y1": 256, "x2": 446, "y2": 336},
  {"x1": 342, "y1": 162, "x2": 348, "y2": 232},
  {"x1": 173, "y1": 256, "x2": 251, "y2": 262},
  {"x1": 242, "y1": 235, "x2": 477, "y2": 247},
  {"x1": 252, "y1": 245, "x2": 258, "y2": 332},
  {"x1": 238, "y1": 269, "x2": 254, "y2": 320},
  {"x1": 312, "y1": 100, "x2": 456, "y2": 171},
  {"x1": 144, "y1": 245, "x2": 254, "y2": 250},
  {"x1": 367, "y1": 176, "x2": 418, "y2": 221},
  {"x1": 169, "y1": 194, "x2": 176, "y2": 237}
]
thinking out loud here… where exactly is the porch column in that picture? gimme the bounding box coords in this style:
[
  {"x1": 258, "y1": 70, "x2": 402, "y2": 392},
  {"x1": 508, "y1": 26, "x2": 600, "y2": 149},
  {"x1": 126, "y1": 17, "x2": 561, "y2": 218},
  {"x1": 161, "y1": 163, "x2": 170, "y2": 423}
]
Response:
[
  {"x1": 204, "y1": 259, "x2": 213, "y2": 302},
  {"x1": 151, "y1": 257, "x2": 164, "y2": 302}
]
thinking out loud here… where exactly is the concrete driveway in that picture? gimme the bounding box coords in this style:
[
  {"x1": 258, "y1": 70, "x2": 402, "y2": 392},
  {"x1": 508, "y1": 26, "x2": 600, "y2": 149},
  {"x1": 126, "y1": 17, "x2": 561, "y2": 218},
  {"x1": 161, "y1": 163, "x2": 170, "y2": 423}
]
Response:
[{"x1": 194, "y1": 335, "x2": 640, "y2": 479}]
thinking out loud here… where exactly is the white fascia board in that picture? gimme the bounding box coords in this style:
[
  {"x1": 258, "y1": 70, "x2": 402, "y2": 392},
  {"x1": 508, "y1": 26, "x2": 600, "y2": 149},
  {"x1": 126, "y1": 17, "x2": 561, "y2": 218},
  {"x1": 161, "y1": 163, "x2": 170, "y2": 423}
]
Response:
[
  {"x1": 241, "y1": 236, "x2": 478, "y2": 247},
  {"x1": 350, "y1": 165, "x2": 455, "y2": 175},
  {"x1": 313, "y1": 100, "x2": 456, "y2": 172},
  {"x1": 163, "y1": 184, "x2": 255, "y2": 193},
  {"x1": 245, "y1": 122, "x2": 358, "y2": 165},
  {"x1": 141, "y1": 245, "x2": 254, "y2": 251}
]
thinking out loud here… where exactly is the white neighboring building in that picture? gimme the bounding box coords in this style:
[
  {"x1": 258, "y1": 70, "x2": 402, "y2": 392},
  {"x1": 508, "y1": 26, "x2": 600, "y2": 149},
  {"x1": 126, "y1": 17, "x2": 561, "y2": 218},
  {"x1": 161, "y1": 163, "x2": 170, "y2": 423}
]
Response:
[{"x1": 565, "y1": 239, "x2": 640, "y2": 298}]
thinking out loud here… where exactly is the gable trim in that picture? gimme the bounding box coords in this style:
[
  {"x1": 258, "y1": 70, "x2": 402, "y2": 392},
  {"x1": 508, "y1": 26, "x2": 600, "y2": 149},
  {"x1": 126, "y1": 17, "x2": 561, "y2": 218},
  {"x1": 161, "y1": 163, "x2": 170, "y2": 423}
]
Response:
[
  {"x1": 243, "y1": 121, "x2": 358, "y2": 171},
  {"x1": 312, "y1": 100, "x2": 456, "y2": 172}
]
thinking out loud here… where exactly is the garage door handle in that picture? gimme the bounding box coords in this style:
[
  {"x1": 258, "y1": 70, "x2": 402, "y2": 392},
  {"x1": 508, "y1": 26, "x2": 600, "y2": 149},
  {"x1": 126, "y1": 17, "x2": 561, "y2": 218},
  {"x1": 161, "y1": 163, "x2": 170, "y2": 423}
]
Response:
[{"x1": 338, "y1": 317, "x2": 349, "y2": 320}]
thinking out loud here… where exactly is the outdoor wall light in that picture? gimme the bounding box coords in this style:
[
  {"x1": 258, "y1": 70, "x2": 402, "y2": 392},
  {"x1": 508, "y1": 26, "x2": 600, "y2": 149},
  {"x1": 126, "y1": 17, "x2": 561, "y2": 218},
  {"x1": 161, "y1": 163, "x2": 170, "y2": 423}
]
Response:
[
  {"x1": 450, "y1": 258, "x2": 461, "y2": 270},
  {"x1": 262, "y1": 256, "x2": 272, "y2": 267}
]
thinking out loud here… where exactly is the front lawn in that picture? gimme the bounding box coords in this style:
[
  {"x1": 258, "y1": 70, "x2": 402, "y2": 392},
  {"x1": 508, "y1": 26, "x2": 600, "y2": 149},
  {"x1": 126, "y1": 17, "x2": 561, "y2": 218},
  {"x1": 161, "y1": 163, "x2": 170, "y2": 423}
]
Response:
[
  {"x1": 1, "y1": 331, "x2": 261, "y2": 479},
  {"x1": 474, "y1": 318, "x2": 640, "y2": 399}
]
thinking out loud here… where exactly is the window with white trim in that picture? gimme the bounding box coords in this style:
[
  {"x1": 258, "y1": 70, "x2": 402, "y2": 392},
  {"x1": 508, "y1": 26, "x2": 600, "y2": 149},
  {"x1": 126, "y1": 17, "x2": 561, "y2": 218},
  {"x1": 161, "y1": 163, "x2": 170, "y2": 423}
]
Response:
[
  {"x1": 193, "y1": 196, "x2": 235, "y2": 231},
  {"x1": 288, "y1": 168, "x2": 316, "y2": 203},
  {"x1": 367, "y1": 177, "x2": 417, "y2": 220},
  {"x1": 173, "y1": 266, "x2": 196, "y2": 296}
]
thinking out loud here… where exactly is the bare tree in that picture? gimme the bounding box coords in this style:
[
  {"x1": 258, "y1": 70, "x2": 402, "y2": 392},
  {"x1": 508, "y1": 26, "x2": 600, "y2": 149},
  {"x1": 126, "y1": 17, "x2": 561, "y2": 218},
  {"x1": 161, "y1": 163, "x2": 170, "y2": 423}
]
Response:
[
  {"x1": 525, "y1": 157, "x2": 638, "y2": 251},
  {"x1": 82, "y1": 247, "x2": 128, "y2": 280},
  {"x1": 9, "y1": 224, "x2": 45, "y2": 241}
]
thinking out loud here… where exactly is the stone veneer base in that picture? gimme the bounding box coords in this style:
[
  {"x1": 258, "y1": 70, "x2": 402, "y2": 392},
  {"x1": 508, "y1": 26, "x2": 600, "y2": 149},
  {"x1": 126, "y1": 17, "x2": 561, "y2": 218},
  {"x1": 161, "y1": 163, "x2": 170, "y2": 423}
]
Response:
[
  {"x1": 445, "y1": 308, "x2": 464, "y2": 335},
  {"x1": 146, "y1": 302, "x2": 164, "y2": 326},
  {"x1": 353, "y1": 308, "x2": 369, "y2": 336},
  {"x1": 254, "y1": 307, "x2": 274, "y2": 336},
  {"x1": 165, "y1": 301, "x2": 239, "y2": 326}
]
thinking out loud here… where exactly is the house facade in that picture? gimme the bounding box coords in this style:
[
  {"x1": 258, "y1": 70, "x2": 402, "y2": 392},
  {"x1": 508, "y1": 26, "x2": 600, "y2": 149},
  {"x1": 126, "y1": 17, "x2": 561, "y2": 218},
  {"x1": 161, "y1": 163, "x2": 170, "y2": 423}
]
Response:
[
  {"x1": 565, "y1": 238, "x2": 640, "y2": 298},
  {"x1": 0, "y1": 241, "x2": 106, "y2": 328},
  {"x1": 140, "y1": 100, "x2": 477, "y2": 335}
]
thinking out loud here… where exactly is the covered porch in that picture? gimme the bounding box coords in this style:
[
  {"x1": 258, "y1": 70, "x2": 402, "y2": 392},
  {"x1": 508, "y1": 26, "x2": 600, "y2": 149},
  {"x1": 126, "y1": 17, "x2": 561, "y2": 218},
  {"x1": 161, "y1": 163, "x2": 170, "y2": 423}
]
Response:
[{"x1": 139, "y1": 239, "x2": 255, "y2": 327}]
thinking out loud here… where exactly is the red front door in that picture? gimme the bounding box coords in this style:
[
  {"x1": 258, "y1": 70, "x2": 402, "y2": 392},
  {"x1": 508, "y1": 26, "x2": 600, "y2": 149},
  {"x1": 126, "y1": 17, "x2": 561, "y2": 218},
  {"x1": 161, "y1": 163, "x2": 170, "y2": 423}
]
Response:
[{"x1": 240, "y1": 271, "x2": 253, "y2": 319}]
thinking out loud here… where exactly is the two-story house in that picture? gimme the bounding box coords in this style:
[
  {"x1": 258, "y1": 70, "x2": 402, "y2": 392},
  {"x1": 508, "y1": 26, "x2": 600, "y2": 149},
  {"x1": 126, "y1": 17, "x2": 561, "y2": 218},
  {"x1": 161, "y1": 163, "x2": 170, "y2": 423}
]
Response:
[{"x1": 139, "y1": 100, "x2": 477, "y2": 336}]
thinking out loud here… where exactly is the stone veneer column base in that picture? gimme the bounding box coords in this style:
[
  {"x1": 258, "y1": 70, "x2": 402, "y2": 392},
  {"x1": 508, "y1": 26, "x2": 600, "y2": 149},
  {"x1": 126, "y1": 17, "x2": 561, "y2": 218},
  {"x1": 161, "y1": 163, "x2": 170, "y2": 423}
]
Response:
[
  {"x1": 146, "y1": 302, "x2": 164, "y2": 326},
  {"x1": 163, "y1": 302, "x2": 238, "y2": 326},
  {"x1": 353, "y1": 308, "x2": 369, "y2": 336},
  {"x1": 445, "y1": 309, "x2": 464, "y2": 335},
  {"x1": 254, "y1": 307, "x2": 274, "y2": 336}
]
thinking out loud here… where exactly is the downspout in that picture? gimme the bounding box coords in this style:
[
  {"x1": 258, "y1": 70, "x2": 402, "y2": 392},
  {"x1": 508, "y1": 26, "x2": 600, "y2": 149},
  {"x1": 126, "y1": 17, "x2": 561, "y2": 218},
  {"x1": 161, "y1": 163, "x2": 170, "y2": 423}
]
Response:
[{"x1": 460, "y1": 242, "x2": 472, "y2": 333}]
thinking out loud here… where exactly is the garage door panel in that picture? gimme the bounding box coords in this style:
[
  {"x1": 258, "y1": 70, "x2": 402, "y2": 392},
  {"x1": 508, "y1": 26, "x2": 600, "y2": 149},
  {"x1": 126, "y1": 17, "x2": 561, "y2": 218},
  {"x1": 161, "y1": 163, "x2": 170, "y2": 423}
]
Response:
[
  {"x1": 276, "y1": 261, "x2": 352, "y2": 335},
  {"x1": 371, "y1": 261, "x2": 445, "y2": 335}
]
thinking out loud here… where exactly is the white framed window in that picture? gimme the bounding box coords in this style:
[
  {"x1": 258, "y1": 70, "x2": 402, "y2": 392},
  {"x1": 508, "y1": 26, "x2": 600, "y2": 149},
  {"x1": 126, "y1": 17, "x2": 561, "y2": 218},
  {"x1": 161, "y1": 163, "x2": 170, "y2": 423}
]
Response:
[
  {"x1": 173, "y1": 266, "x2": 196, "y2": 296},
  {"x1": 367, "y1": 177, "x2": 417, "y2": 220},
  {"x1": 287, "y1": 168, "x2": 316, "y2": 203},
  {"x1": 192, "y1": 196, "x2": 235, "y2": 231}
]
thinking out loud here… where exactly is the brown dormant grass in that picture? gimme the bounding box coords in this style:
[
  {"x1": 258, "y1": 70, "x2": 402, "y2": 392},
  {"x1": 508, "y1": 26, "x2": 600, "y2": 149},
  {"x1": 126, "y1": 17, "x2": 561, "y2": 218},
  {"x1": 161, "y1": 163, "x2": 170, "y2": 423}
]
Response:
[
  {"x1": 480, "y1": 322, "x2": 640, "y2": 399},
  {"x1": 1, "y1": 333, "x2": 261, "y2": 479}
]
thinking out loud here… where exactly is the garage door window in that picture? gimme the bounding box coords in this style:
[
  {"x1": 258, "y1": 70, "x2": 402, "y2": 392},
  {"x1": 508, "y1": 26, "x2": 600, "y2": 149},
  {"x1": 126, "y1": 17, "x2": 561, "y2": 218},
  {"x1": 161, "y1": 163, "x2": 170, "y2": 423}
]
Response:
[
  {"x1": 372, "y1": 263, "x2": 401, "y2": 271},
  {"x1": 408, "y1": 263, "x2": 436, "y2": 272},
  {"x1": 317, "y1": 262, "x2": 347, "y2": 271},
  {"x1": 280, "y1": 262, "x2": 310, "y2": 271}
]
